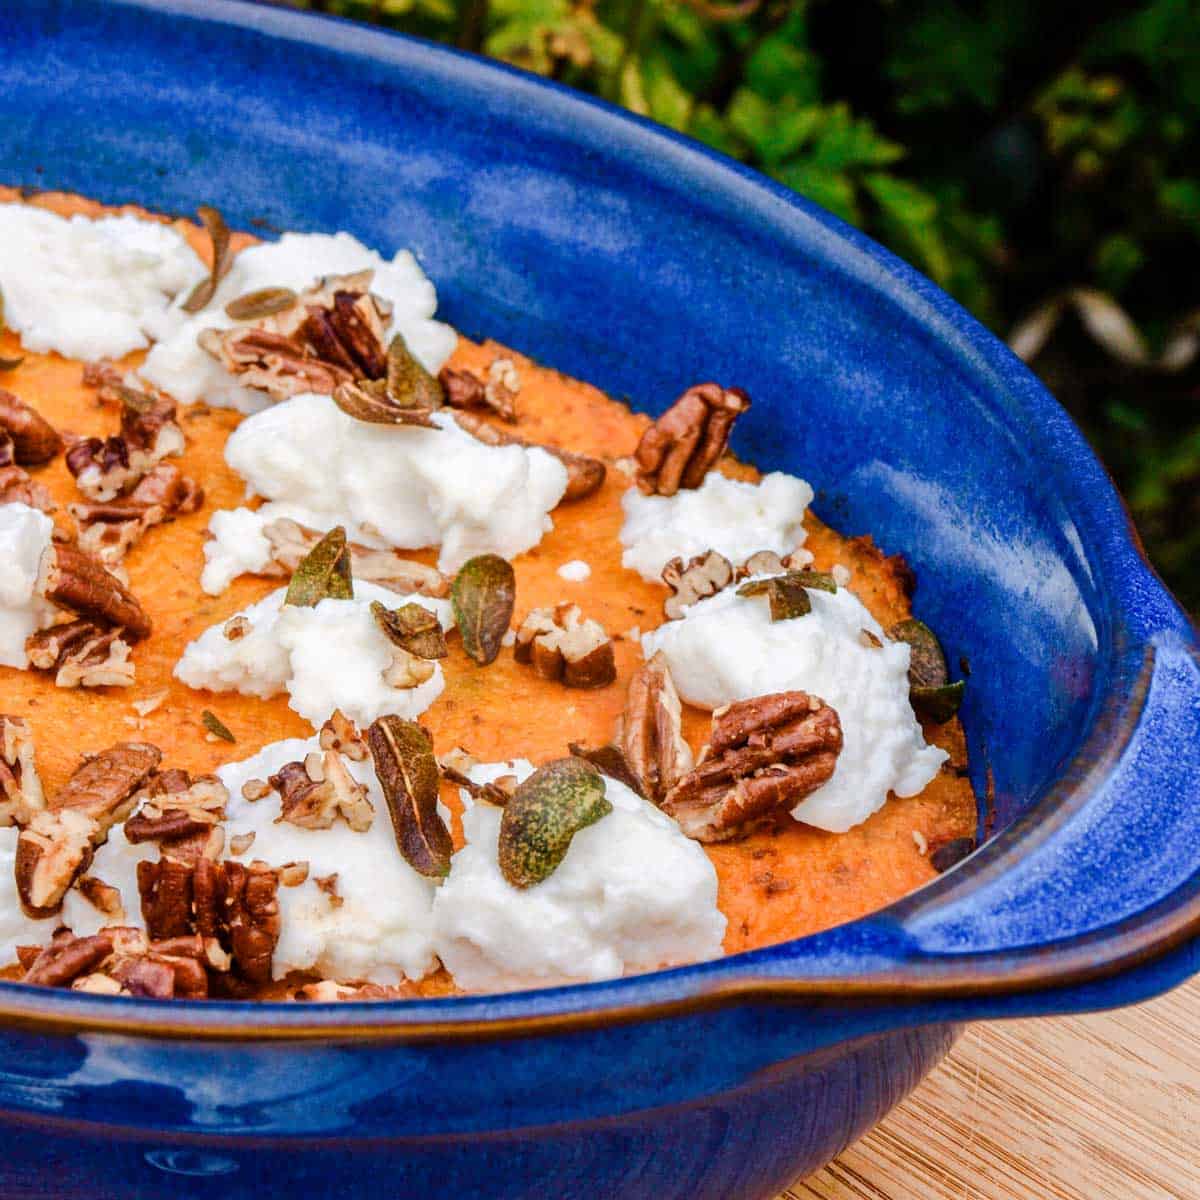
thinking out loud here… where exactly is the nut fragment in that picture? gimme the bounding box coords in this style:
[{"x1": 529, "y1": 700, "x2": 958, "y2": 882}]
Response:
[
  {"x1": 0, "y1": 390, "x2": 62, "y2": 464},
  {"x1": 0, "y1": 715, "x2": 45, "y2": 827},
  {"x1": 269, "y1": 749, "x2": 373, "y2": 832},
  {"x1": 614, "y1": 652, "x2": 693, "y2": 803},
  {"x1": 451, "y1": 410, "x2": 606, "y2": 502},
  {"x1": 37, "y1": 542, "x2": 152, "y2": 641},
  {"x1": 634, "y1": 383, "x2": 751, "y2": 496},
  {"x1": 514, "y1": 604, "x2": 616, "y2": 688},
  {"x1": 661, "y1": 550, "x2": 734, "y2": 619},
  {"x1": 22, "y1": 930, "x2": 114, "y2": 988},
  {"x1": 262, "y1": 518, "x2": 449, "y2": 598},
  {"x1": 278, "y1": 861, "x2": 310, "y2": 887},
  {"x1": 318, "y1": 710, "x2": 368, "y2": 761},
  {"x1": 437, "y1": 358, "x2": 520, "y2": 422},
  {"x1": 0, "y1": 461, "x2": 54, "y2": 511},
  {"x1": 25, "y1": 621, "x2": 135, "y2": 690},
  {"x1": 124, "y1": 773, "x2": 229, "y2": 846},
  {"x1": 76, "y1": 874, "x2": 125, "y2": 921},
  {"x1": 663, "y1": 692, "x2": 842, "y2": 842}
]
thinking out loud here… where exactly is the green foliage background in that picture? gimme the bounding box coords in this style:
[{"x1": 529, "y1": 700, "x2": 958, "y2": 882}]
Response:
[{"x1": 288, "y1": 0, "x2": 1200, "y2": 610}]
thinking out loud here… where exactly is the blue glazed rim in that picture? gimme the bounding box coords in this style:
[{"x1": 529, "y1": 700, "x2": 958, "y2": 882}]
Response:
[{"x1": 0, "y1": 0, "x2": 1196, "y2": 1040}]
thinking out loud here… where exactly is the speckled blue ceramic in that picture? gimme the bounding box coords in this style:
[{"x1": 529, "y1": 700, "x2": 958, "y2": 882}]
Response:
[{"x1": 0, "y1": 2, "x2": 1197, "y2": 1196}]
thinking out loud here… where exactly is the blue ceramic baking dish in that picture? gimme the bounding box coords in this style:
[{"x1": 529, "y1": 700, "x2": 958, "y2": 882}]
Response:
[{"x1": 0, "y1": 1, "x2": 1197, "y2": 1195}]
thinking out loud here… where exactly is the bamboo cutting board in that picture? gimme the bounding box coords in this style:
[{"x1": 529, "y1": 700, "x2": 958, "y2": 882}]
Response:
[{"x1": 780, "y1": 976, "x2": 1199, "y2": 1199}]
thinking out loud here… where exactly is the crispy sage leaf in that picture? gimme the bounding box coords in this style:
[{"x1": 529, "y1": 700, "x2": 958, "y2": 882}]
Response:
[
  {"x1": 370, "y1": 600, "x2": 448, "y2": 659},
  {"x1": 498, "y1": 758, "x2": 612, "y2": 888},
  {"x1": 181, "y1": 205, "x2": 233, "y2": 313},
  {"x1": 285, "y1": 526, "x2": 353, "y2": 607},
  {"x1": 367, "y1": 715, "x2": 452, "y2": 877},
  {"x1": 910, "y1": 679, "x2": 966, "y2": 724},
  {"x1": 451, "y1": 554, "x2": 516, "y2": 665},
  {"x1": 202, "y1": 710, "x2": 236, "y2": 743},
  {"x1": 567, "y1": 741, "x2": 647, "y2": 799},
  {"x1": 929, "y1": 835, "x2": 976, "y2": 873},
  {"x1": 224, "y1": 286, "x2": 297, "y2": 321},
  {"x1": 332, "y1": 378, "x2": 438, "y2": 428},
  {"x1": 736, "y1": 570, "x2": 836, "y2": 621},
  {"x1": 888, "y1": 618, "x2": 948, "y2": 687},
  {"x1": 386, "y1": 333, "x2": 444, "y2": 412}
]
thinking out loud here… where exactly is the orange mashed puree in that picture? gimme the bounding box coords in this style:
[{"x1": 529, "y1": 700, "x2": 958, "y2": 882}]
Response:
[{"x1": 0, "y1": 189, "x2": 975, "y2": 994}]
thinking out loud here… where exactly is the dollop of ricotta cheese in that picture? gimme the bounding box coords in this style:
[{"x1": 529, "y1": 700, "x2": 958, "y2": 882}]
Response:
[
  {"x1": 431, "y1": 761, "x2": 726, "y2": 992},
  {"x1": 642, "y1": 581, "x2": 946, "y2": 833},
  {"x1": 0, "y1": 204, "x2": 205, "y2": 360},
  {"x1": 139, "y1": 231, "x2": 457, "y2": 413},
  {"x1": 619, "y1": 471, "x2": 814, "y2": 582},
  {"x1": 0, "y1": 502, "x2": 55, "y2": 668},
  {"x1": 204, "y1": 397, "x2": 568, "y2": 579},
  {"x1": 173, "y1": 582, "x2": 454, "y2": 730}
]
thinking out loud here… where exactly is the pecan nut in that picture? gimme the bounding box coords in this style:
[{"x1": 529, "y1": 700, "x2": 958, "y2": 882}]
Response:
[
  {"x1": 21, "y1": 930, "x2": 115, "y2": 988},
  {"x1": 0, "y1": 462, "x2": 54, "y2": 512},
  {"x1": 0, "y1": 715, "x2": 44, "y2": 826},
  {"x1": 662, "y1": 691, "x2": 842, "y2": 842},
  {"x1": 0, "y1": 390, "x2": 63, "y2": 465},
  {"x1": 37, "y1": 542, "x2": 152, "y2": 641},
  {"x1": 634, "y1": 383, "x2": 751, "y2": 496},
  {"x1": 452, "y1": 410, "x2": 606, "y2": 502},
  {"x1": 124, "y1": 772, "x2": 229, "y2": 846},
  {"x1": 661, "y1": 550, "x2": 734, "y2": 619},
  {"x1": 25, "y1": 621, "x2": 134, "y2": 689},
  {"x1": 514, "y1": 604, "x2": 617, "y2": 688},
  {"x1": 615, "y1": 652, "x2": 693, "y2": 803},
  {"x1": 437, "y1": 357, "x2": 520, "y2": 422},
  {"x1": 268, "y1": 748, "x2": 373, "y2": 832}
]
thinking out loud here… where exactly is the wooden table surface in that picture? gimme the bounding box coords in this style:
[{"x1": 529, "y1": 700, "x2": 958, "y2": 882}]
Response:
[{"x1": 780, "y1": 977, "x2": 1199, "y2": 1200}]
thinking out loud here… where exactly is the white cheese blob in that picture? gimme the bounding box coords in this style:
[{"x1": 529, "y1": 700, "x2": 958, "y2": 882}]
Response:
[
  {"x1": 642, "y1": 581, "x2": 946, "y2": 833},
  {"x1": 61, "y1": 825, "x2": 156, "y2": 938},
  {"x1": 0, "y1": 828, "x2": 61, "y2": 963},
  {"x1": 218, "y1": 737, "x2": 438, "y2": 985},
  {"x1": 432, "y1": 761, "x2": 726, "y2": 993},
  {"x1": 139, "y1": 231, "x2": 457, "y2": 413},
  {"x1": 173, "y1": 582, "x2": 454, "y2": 730},
  {"x1": 619, "y1": 471, "x2": 814, "y2": 582},
  {"x1": 205, "y1": 396, "x2": 568, "y2": 578},
  {"x1": 556, "y1": 559, "x2": 592, "y2": 582},
  {"x1": 0, "y1": 502, "x2": 55, "y2": 668},
  {"x1": 0, "y1": 204, "x2": 205, "y2": 360}
]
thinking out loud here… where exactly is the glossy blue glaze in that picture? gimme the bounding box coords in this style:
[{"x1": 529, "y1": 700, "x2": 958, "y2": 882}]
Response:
[{"x1": 0, "y1": 2, "x2": 1197, "y2": 1195}]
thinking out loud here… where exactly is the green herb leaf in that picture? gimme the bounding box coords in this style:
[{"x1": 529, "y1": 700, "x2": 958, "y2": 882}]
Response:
[
  {"x1": 332, "y1": 378, "x2": 438, "y2": 428},
  {"x1": 386, "y1": 332, "x2": 444, "y2": 412},
  {"x1": 202, "y1": 710, "x2": 236, "y2": 743},
  {"x1": 367, "y1": 715, "x2": 452, "y2": 878},
  {"x1": 285, "y1": 526, "x2": 353, "y2": 607},
  {"x1": 181, "y1": 205, "x2": 233, "y2": 313},
  {"x1": 910, "y1": 679, "x2": 966, "y2": 724},
  {"x1": 224, "y1": 286, "x2": 297, "y2": 321},
  {"x1": 736, "y1": 570, "x2": 837, "y2": 620},
  {"x1": 887, "y1": 617, "x2": 949, "y2": 688},
  {"x1": 498, "y1": 758, "x2": 612, "y2": 888},
  {"x1": 451, "y1": 553, "x2": 516, "y2": 665},
  {"x1": 370, "y1": 600, "x2": 448, "y2": 659}
]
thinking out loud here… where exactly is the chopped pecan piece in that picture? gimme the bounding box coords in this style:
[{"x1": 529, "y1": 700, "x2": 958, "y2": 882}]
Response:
[
  {"x1": 199, "y1": 271, "x2": 391, "y2": 401},
  {"x1": 0, "y1": 715, "x2": 44, "y2": 826},
  {"x1": 25, "y1": 621, "x2": 135, "y2": 689},
  {"x1": 451, "y1": 410, "x2": 606, "y2": 502},
  {"x1": 0, "y1": 390, "x2": 62, "y2": 465},
  {"x1": 437, "y1": 357, "x2": 520, "y2": 422},
  {"x1": 662, "y1": 692, "x2": 843, "y2": 842},
  {"x1": 37, "y1": 542, "x2": 152, "y2": 641},
  {"x1": 514, "y1": 604, "x2": 617, "y2": 688},
  {"x1": 56, "y1": 742, "x2": 163, "y2": 826},
  {"x1": 262, "y1": 517, "x2": 449, "y2": 597},
  {"x1": 382, "y1": 644, "x2": 437, "y2": 689},
  {"x1": 318, "y1": 710, "x2": 368, "y2": 761},
  {"x1": 614, "y1": 652, "x2": 693, "y2": 803},
  {"x1": 22, "y1": 930, "x2": 115, "y2": 988},
  {"x1": 634, "y1": 383, "x2": 751, "y2": 496},
  {"x1": 296, "y1": 979, "x2": 395, "y2": 1001},
  {"x1": 0, "y1": 461, "x2": 54, "y2": 512},
  {"x1": 76, "y1": 874, "x2": 125, "y2": 921},
  {"x1": 269, "y1": 748, "x2": 373, "y2": 832},
  {"x1": 222, "y1": 860, "x2": 281, "y2": 985},
  {"x1": 124, "y1": 773, "x2": 228, "y2": 846},
  {"x1": 662, "y1": 550, "x2": 734, "y2": 619}
]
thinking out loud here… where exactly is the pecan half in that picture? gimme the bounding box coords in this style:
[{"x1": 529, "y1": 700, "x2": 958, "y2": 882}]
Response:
[
  {"x1": 124, "y1": 773, "x2": 228, "y2": 846},
  {"x1": 262, "y1": 517, "x2": 449, "y2": 597},
  {"x1": 0, "y1": 715, "x2": 44, "y2": 826},
  {"x1": 26, "y1": 621, "x2": 134, "y2": 690},
  {"x1": 662, "y1": 550, "x2": 734, "y2": 619},
  {"x1": 437, "y1": 357, "x2": 520, "y2": 422},
  {"x1": 514, "y1": 604, "x2": 617, "y2": 688},
  {"x1": 269, "y1": 749, "x2": 373, "y2": 832},
  {"x1": 222, "y1": 860, "x2": 281, "y2": 985},
  {"x1": 199, "y1": 271, "x2": 391, "y2": 401},
  {"x1": 22, "y1": 930, "x2": 114, "y2": 988},
  {"x1": 634, "y1": 383, "x2": 751, "y2": 496},
  {"x1": 662, "y1": 692, "x2": 842, "y2": 842},
  {"x1": 614, "y1": 652, "x2": 693, "y2": 803},
  {"x1": 37, "y1": 542, "x2": 152, "y2": 641},
  {"x1": 0, "y1": 390, "x2": 62, "y2": 465},
  {"x1": 452, "y1": 410, "x2": 606, "y2": 502}
]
